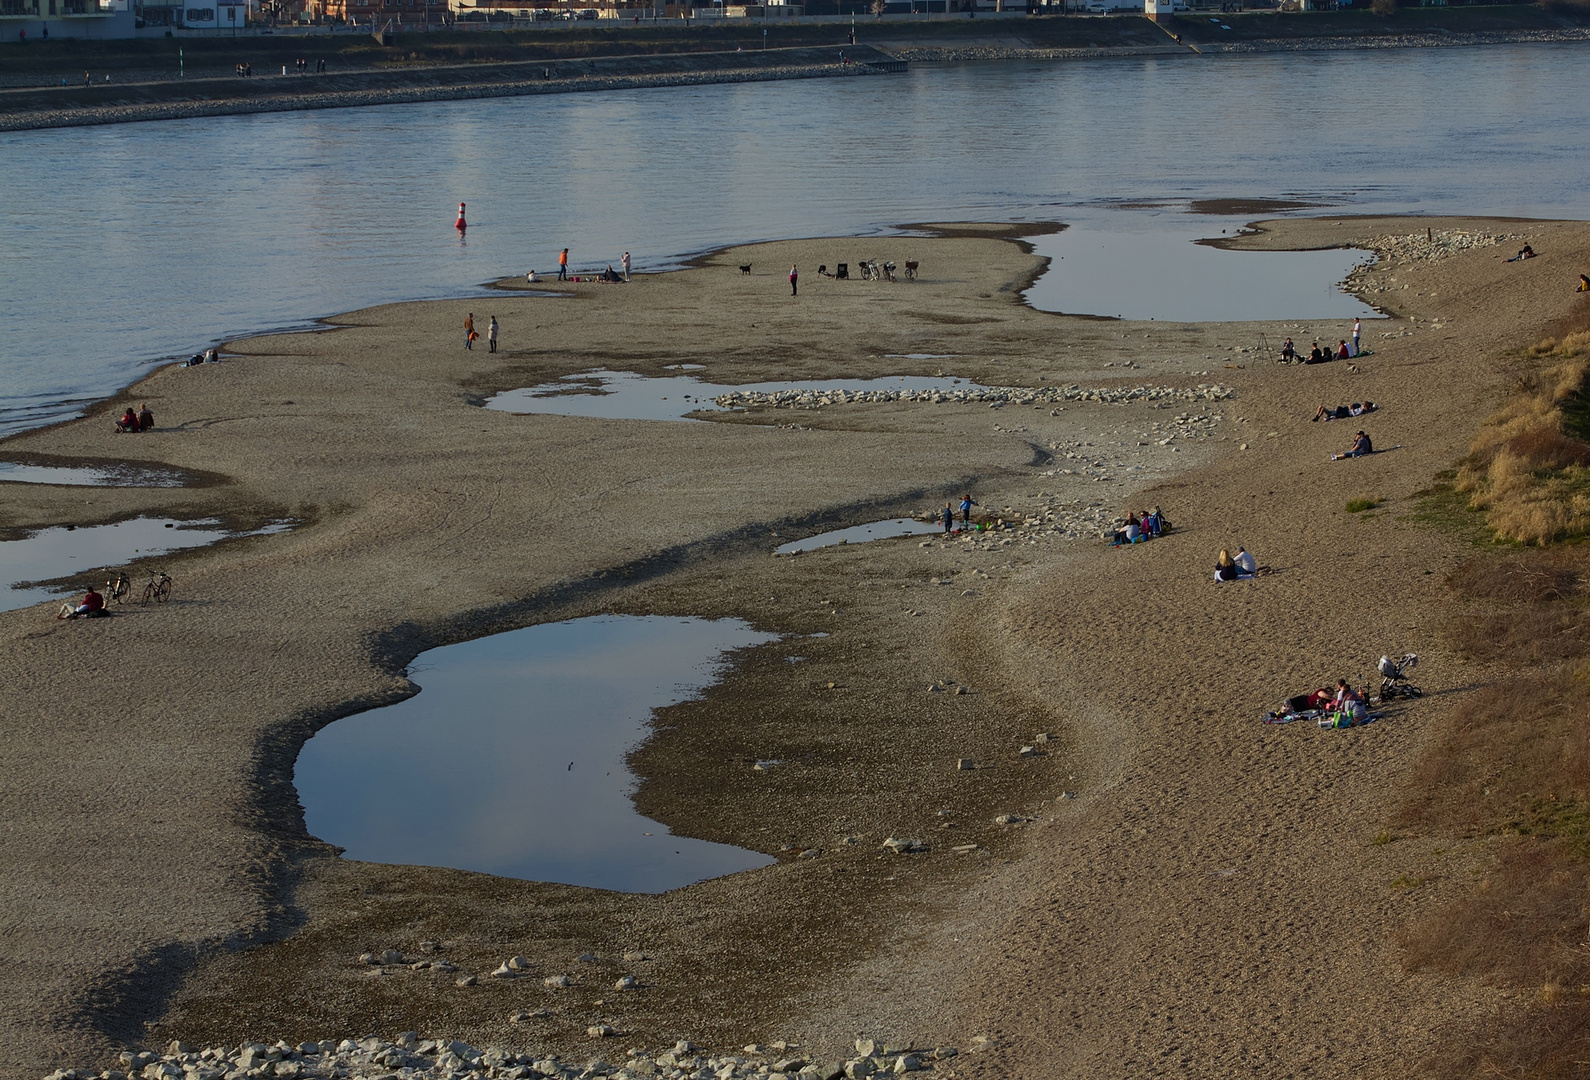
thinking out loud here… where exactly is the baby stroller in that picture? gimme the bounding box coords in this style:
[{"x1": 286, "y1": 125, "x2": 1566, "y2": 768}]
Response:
[{"x1": 1375, "y1": 653, "x2": 1421, "y2": 703}]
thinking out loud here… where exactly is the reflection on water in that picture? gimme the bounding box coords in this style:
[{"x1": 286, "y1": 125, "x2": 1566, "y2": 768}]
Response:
[
  {"x1": 293, "y1": 615, "x2": 779, "y2": 894},
  {"x1": 4, "y1": 45, "x2": 1588, "y2": 436},
  {"x1": 1028, "y1": 215, "x2": 1380, "y2": 322},
  {"x1": 486, "y1": 370, "x2": 980, "y2": 422},
  {"x1": 0, "y1": 460, "x2": 190, "y2": 487},
  {"x1": 0, "y1": 517, "x2": 290, "y2": 612},
  {"x1": 776, "y1": 518, "x2": 941, "y2": 555}
]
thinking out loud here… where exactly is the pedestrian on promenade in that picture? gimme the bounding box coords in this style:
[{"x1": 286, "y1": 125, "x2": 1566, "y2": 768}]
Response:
[
  {"x1": 487, "y1": 316, "x2": 499, "y2": 353},
  {"x1": 789, "y1": 265, "x2": 798, "y2": 296},
  {"x1": 960, "y1": 493, "x2": 977, "y2": 526},
  {"x1": 1352, "y1": 317, "x2": 1361, "y2": 353},
  {"x1": 464, "y1": 313, "x2": 475, "y2": 350},
  {"x1": 558, "y1": 249, "x2": 569, "y2": 281},
  {"x1": 621, "y1": 251, "x2": 631, "y2": 281},
  {"x1": 941, "y1": 503, "x2": 954, "y2": 534}
]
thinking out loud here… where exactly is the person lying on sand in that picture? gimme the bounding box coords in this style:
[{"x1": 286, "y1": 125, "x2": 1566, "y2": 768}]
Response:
[
  {"x1": 1506, "y1": 243, "x2": 1536, "y2": 262},
  {"x1": 57, "y1": 585, "x2": 106, "y2": 619},
  {"x1": 1313, "y1": 401, "x2": 1376, "y2": 422},
  {"x1": 1331, "y1": 430, "x2": 1373, "y2": 460}
]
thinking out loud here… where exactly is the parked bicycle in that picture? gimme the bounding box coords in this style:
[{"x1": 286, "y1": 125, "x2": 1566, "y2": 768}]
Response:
[
  {"x1": 882, "y1": 260, "x2": 897, "y2": 283},
  {"x1": 105, "y1": 571, "x2": 131, "y2": 604},
  {"x1": 903, "y1": 260, "x2": 919, "y2": 280},
  {"x1": 140, "y1": 570, "x2": 173, "y2": 605}
]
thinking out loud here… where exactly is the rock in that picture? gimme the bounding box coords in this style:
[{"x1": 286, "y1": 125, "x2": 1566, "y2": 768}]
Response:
[
  {"x1": 622, "y1": 951, "x2": 648, "y2": 962},
  {"x1": 881, "y1": 837, "x2": 926, "y2": 854},
  {"x1": 575, "y1": 952, "x2": 598, "y2": 963},
  {"x1": 953, "y1": 686, "x2": 968, "y2": 696},
  {"x1": 358, "y1": 952, "x2": 378, "y2": 965},
  {"x1": 1034, "y1": 733, "x2": 1052, "y2": 743},
  {"x1": 798, "y1": 847, "x2": 821, "y2": 859},
  {"x1": 163, "y1": 1043, "x2": 190, "y2": 1057},
  {"x1": 379, "y1": 949, "x2": 404, "y2": 965},
  {"x1": 933, "y1": 1048, "x2": 958, "y2": 1059},
  {"x1": 587, "y1": 1026, "x2": 616, "y2": 1039},
  {"x1": 893, "y1": 1056, "x2": 922, "y2": 1074},
  {"x1": 854, "y1": 1040, "x2": 877, "y2": 1057},
  {"x1": 774, "y1": 1059, "x2": 807, "y2": 1072},
  {"x1": 507, "y1": 955, "x2": 532, "y2": 970},
  {"x1": 544, "y1": 974, "x2": 572, "y2": 988},
  {"x1": 844, "y1": 1060, "x2": 876, "y2": 1079},
  {"x1": 418, "y1": 940, "x2": 441, "y2": 953},
  {"x1": 994, "y1": 813, "x2": 1026, "y2": 825},
  {"x1": 490, "y1": 963, "x2": 517, "y2": 978},
  {"x1": 614, "y1": 975, "x2": 638, "y2": 990},
  {"x1": 454, "y1": 974, "x2": 478, "y2": 987},
  {"x1": 1018, "y1": 745, "x2": 1037, "y2": 757},
  {"x1": 956, "y1": 758, "x2": 975, "y2": 770}
]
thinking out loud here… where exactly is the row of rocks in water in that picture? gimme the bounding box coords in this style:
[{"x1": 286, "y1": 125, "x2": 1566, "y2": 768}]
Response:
[
  {"x1": 48, "y1": 1035, "x2": 960, "y2": 1080},
  {"x1": 1198, "y1": 27, "x2": 1590, "y2": 54},
  {"x1": 1353, "y1": 229, "x2": 1515, "y2": 264},
  {"x1": 0, "y1": 64, "x2": 874, "y2": 133},
  {"x1": 714, "y1": 383, "x2": 1233, "y2": 411}
]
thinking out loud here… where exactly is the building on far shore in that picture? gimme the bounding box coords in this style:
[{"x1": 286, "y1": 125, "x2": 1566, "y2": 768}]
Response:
[{"x1": 1, "y1": 0, "x2": 135, "y2": 38}]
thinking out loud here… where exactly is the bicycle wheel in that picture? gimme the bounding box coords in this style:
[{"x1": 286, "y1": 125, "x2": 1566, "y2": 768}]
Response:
[
  {"x1": 156, "y1": 579, "x2": 172, "y2": 603},
  {"x1": 140, "y1": 582, "x2": 155, "y2": 605}
]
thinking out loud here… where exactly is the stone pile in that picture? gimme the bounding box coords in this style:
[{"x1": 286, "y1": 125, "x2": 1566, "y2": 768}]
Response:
[
  {"x1": 44, "y1": 1035, "x2": 961, "y2": 1080},
  {"x1": 1354, "y1": 229, "x2": 1515, "y2": 263},
  {"x1": 713, "y1": 383, "x2": 1233, "y2": 411}
]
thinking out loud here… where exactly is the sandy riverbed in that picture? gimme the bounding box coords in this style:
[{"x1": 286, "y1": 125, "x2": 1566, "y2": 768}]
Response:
[{"x1": 2, "y1": 217, "x2": 1586, "y2": 1079}]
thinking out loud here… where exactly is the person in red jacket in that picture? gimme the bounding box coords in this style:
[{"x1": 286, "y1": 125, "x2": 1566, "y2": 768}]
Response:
[{"x1": 59, "y1": 585, "x2": 106, "y2": 619}]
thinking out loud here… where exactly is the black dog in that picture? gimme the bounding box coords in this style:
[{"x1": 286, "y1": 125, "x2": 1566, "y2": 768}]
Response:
[{"x1": 739, "y1": 264, "x2": 752, "y2": 274}]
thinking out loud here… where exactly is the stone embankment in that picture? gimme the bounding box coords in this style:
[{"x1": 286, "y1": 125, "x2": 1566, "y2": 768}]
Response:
[
  {"x1": 713, "y1": 382, "x2": 1234, "y2": 411},
  {"x1": 1343, "y1": 229, "x2": 1520, "y2": 306},
  {"x1": 1193, "y1": 26, "x2": 1590, "y2": 53},
  {"x1": 0, "y1": 46, "x2": 886, "y2": 132},
  {"x1": 47, "y1": 1035, "x2": 960, "y2": 1080},
  {"x1": 886, "y1": 44, "x2": 1185, "y2": 62}
]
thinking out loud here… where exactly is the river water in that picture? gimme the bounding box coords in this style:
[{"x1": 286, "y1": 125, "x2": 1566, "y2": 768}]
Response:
[{"x1": 1, "y1": 43, "x2": 1587, "y2": 436}]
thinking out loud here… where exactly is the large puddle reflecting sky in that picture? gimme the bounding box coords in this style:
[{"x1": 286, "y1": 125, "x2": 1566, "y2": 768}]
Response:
[{"x1": 294, "y1": 615, "x2": 779, "y2": 893}]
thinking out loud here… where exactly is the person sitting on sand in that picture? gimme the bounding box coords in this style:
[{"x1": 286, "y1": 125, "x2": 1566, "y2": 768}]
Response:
[
  {"x1": 599, "y1": 264, "x2": 624, "y2": 283},
  {"x1": 58, "y1": 585, "x2": 106, "y2": 619},
  {"x1": 1113, "y1": 513, "x2": 1141, "y2": 547},
  {"x1": 1578, "y1": 273, "x2": 1589, "y2": 293},
  {"x1": 1327, "y1": 679, "x2": 1368, "y2": 726},
  {"x1": 526, "y1": 269, "x2": 539, "y2": 283},
  {"x1": 137, "y1": 403, "x2": 154, "y2": 432},
  {"x1": 1332, "y1": 430, "x2": 1373, "y2": 460},
  {"x1": 1306, "y1": 343, "x2": 1325, "y2": 365},
  {"x1": 115, "y1": 407, "x2": 139, "y2": 433},
  {"x1": 1215, "y1": 549, "x2": 1241, "y2": 582},
  {"x1": 1335, "y1": 340, "x2": 1350, "y2": 361},
  {"x1": 1518, "y1": 243, "x2": 1535, "y2": 260},
  {"x1": 1234, "y1": 546, "x2": 1257, "y2": 575},
  {"x1": 1281, "y1": 337, "x2": 1296, "y2": 362}
]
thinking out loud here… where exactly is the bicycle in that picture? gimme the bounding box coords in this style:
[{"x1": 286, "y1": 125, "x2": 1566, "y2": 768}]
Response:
[
  {"x1": 903, "y1": 260, "x2": 919, "y2": 280},
  {"x1": 140, "y1": 571, "x2": 173, "y2": 605},
  {"x1": 105, "y1": 571, "x2": 131, "y2": 604}
]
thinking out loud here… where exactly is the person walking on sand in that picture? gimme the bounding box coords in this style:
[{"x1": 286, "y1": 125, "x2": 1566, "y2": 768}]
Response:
[
  {"x1": 960, "y1": 494, "x2": 977, "y2": 527},
  {"x1": 621, "y1": 251, "x2": 631, "y2": 281},
  {"x1": 1351, "y1": 317, "x2": 1361, "y2": 353},
  {"x1": 463, "y1": 313, "x2": 475, "y2": 350},
  {"x1": 789, "y1": 265, "x2": 798, "y2": 296},
  {"x1": 941, "y1": 502, "x2": 954, "y2": 534},
  {"x1": 558, "y1": 249, "x2": 569, "y2": 281},
  {"x1": 487, "y1": 316, "x2": 498, "y2": 353}
]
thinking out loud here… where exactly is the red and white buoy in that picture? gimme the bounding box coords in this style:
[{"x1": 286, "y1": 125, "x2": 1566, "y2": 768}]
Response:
[{"x1": 455, "y1": 202, "x2": 467, "y2": 232}]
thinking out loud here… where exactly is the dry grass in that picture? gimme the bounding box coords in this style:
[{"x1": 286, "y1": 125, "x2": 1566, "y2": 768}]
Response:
[{"x1": 1457, "y1": 300, "x2": 1590, "y2": 544}]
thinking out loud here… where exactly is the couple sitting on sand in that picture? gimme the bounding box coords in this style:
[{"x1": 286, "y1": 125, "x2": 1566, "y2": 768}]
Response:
[
  {"x1": 1215, "y1": 546, "x2": 1268, "y2": 582},
  {"x1": 115, "y1": 403, "x2": 154, "y2": 433},
  {"x1": 1110, "y1": 506, "x2": 1167, "y2": 546},
  {"x1": 57, "y1": 585, "x2": 107, "y2": 620},
  {"x1": 1312, "y1": 401, "x2": 1376, "y2": 422},
  {"x1": 1264, "y1": 678, "x2": 1370, "y2": 727}
]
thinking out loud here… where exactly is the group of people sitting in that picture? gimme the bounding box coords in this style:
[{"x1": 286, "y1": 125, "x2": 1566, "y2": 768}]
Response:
[
  {"x1": 1279, "y1": 338, "x2": 1359, "y2": 364},
  {"x1": 184, "y1": 348, "x2": 219, "y2": 367},
  {"x1": 1312, "y1": 400, "x2": 1376, "y2": 422},
  {"x1": 1214, "y1": 546, "x2": 1266, "y2": 581},
  {"x1": 114, "y1": 403, "x2": 155, "y2": 433},
  {"x1": 1264, "y1": 678, "x2": 1372, "y2": 728},
  {"x1": 1110, "y1": 506, "x2": 1169, "y2": 546}
]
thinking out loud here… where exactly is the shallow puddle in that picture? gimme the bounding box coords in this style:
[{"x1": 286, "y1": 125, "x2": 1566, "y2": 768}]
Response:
[
  {"x1": 0, "y1": 517, "x2": 290, "y2": 613},
  {"x1": 0, "y1": 460, "x2": 190, "y2": 487},
  {"x1": 294, "y1": 615, "x2": 779, "y2": 894},
  {"x1": 485, "y1": 371, "x2": 981, "y2": 423},
  {"x1": 1027, "y1": 210, "x2": 1380, "y2": 323},
  {"x1": 775, "y1": 518, "x2": 941, "y2": 555}
]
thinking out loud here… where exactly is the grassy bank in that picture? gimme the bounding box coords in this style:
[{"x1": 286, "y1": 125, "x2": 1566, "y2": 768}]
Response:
[{"x1": 1395, "y1": 296, "x2": 1590, "y2": 1077}]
